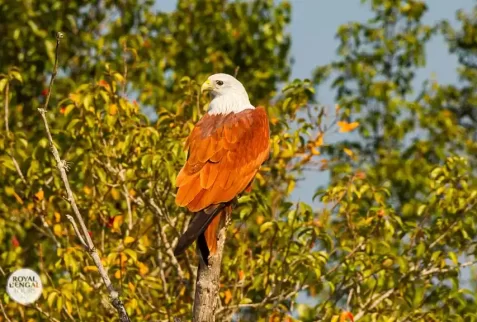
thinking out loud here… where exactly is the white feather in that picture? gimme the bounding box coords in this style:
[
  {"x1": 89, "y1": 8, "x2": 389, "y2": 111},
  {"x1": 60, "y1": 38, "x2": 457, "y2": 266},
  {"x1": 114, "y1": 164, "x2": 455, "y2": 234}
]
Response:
[{"x1": 205, "y1": 73, "x2": 255, "y2": 115}]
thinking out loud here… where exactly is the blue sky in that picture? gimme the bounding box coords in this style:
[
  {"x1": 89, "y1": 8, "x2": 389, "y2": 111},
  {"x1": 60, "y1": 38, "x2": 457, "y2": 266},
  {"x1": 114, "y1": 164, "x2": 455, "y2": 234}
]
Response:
[{"x1": 156, "y1": 0, "x2": 475, "y2": 205}]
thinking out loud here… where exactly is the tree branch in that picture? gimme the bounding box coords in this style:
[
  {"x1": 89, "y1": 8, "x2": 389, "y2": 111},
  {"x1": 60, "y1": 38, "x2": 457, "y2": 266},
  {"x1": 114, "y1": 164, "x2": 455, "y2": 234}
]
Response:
[
  {"x1": 37, "y1": 32, "x2": 130, "y2": 322},
  {"x1": 193, "y1": 210, "x2": 231, "y2": 322},
  {"x1": 0, "y1": 301, "x2": 11, "y2": 322},
  {"x1": 354, "y1": 288, "x2": 394, "y2": 321},
  {"x1": 4, "y1": 81, "x2": 27, "y2": 184}
]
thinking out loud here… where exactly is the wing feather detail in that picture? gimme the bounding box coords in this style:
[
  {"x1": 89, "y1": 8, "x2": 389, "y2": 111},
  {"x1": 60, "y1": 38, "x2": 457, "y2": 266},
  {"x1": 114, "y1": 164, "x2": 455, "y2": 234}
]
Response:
[{"x1": 176, "y1": 107, "x2": 270, "y2": 212}]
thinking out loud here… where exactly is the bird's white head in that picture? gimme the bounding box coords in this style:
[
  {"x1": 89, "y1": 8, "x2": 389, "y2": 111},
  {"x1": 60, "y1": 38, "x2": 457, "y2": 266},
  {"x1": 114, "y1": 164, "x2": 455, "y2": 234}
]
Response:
[{"x1": 201, "y1": 73, "x2": 255, "y2": 115}]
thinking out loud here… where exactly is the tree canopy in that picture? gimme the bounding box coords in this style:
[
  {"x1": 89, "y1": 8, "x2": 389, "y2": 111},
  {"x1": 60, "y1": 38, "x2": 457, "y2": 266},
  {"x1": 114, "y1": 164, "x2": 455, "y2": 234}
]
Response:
[{"x1": 1, "y1": 0, "x2": 477, "y2": 321}]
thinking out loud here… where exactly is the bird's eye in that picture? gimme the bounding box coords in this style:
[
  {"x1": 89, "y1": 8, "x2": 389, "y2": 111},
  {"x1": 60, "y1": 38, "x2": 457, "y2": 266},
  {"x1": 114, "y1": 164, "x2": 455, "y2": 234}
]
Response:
[{"x1": 216, "y1": 80, "x2": 224, "y2": 86}]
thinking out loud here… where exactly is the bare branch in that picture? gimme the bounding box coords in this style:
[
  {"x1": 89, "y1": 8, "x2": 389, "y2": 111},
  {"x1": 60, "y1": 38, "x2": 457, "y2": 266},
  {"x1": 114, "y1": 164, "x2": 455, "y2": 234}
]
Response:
[
  {"x1": 37, "y1": 32, "x2": 130, "y2": 322},
  {"x1": 66, "y1": 214, "x2": 88, "y2": 249},
  {"x1": 34, "y1": 304, "x2": 61, "y2": 322},
  {"x1": 122, "y1": 184, "x2": 133, "y2": 231},
  {"x1": 422, "y1": 260, "x2": 477, "y2": 276},
  {"x1": 149, "y1": 199, "x2": 185, "y2": 279},
  {"x1": 4, "y1": 81, "x2": 27, "y2": 184},
  {"x1": 354, "y1": 288, "x2": 394, "y2": 321},
  {"x1": 0, "y1": 301, "x2": 11, "y2": 322}
]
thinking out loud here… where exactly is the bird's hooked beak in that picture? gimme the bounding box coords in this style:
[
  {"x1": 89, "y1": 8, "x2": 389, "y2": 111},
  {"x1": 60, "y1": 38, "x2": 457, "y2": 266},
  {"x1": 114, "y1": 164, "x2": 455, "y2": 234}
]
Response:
[{"x1": 201, "y1": 79, "x2": 214, "y2": 94}]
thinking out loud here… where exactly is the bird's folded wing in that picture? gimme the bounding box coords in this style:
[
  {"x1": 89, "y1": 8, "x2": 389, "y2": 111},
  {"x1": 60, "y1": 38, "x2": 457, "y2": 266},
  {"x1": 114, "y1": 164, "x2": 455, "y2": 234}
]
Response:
[{"x1": 175, "y1": 107, "x2": 270, "y2": 212}]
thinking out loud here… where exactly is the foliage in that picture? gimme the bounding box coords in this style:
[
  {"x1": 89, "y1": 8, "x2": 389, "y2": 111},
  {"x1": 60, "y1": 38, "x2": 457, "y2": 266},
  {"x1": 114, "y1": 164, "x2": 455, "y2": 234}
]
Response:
[{"x1": 0, "y1": 0, "x2": 477, "y2": 321}]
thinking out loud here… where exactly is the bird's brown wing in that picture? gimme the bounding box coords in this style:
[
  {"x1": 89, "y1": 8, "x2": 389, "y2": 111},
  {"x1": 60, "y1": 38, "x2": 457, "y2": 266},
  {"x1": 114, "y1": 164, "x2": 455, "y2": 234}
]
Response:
[{"x1": 174, "y1": 107, "x2": 270, "y2": 259}]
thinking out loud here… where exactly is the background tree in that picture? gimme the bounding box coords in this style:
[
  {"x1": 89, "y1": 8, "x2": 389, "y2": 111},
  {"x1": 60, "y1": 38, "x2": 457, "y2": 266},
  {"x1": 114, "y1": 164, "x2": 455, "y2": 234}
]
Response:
[{"x1": 1, "y1": 0, "x2": 477, "y2": 321}]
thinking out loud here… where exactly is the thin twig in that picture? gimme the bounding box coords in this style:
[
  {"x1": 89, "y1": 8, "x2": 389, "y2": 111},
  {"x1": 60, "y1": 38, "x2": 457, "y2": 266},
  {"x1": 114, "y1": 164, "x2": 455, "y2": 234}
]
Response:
[
  {"x1": 66, "y1": 215, "x2": 88, "y2": 248},
  {"x1": 234, "y1": 66, "x2": 240, "y2": 78},
  {"x1": 40, "y1": 199, "x2": 61, "y2": 248},
  {"x1": 149, "y1": 199, "x2": 184, "y2": 278},
  {"x1": 429, "y1": 221, "x2": 458, "y2": 249},
  {"x1": 0, "y1": 301, "x2": 12, "y2": 322},
  {"x1": 34, "y1": 304, "x2": 61, "y2": 322},
  {"x1": 354, "y1": 289, "x2": 394, "y2": 321},
  {"x1": 421, "y1": 259, "x2": 477, "y2": 276},
  {"x1": 4, "y1": 81, "x2": 27, "y2": 184},
  {"x1": 37, "y1": 32, "x2": 130, "y2": 322}
]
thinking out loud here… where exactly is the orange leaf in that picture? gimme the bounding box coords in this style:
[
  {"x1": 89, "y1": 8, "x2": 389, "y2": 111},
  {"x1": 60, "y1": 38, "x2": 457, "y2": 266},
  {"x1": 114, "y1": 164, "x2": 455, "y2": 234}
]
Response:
[
  {"x1": 128, "y1": 282, "x2": 136, "y2": 293},
  {"x1": 338, "y1": 121, "x2": 359, "y2": 133},
  {"x1": 34, "y1": 190, "x2": 44, "y2": 201},
  {"x1": 138, "y1": 262, "x2": 149, "y2": 276},
  {"x1": 224, "y1": 289, "x2": 232, "y2": 304},
  {"x1": 355, "y1": 171, "x2": 366, "y2": 179},
  {"x1": 256, "y1": 215, "x2": 265, "y2": 225},
  {"x1": 340, "y1": 311, "x2": 354, "y2": 322},
  {"x1": 109, "y1": 104, "x2": 118, "y2": 115},
  {"x1": 112, "y1": 215, "x2": 124, "y2": 233}
]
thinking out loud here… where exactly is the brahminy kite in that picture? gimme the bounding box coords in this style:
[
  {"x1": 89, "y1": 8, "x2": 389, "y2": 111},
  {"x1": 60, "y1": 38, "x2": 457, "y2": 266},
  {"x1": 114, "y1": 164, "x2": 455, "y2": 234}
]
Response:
[{"x1": 173, "y1": 73, "x2": 270, "y2": 264}]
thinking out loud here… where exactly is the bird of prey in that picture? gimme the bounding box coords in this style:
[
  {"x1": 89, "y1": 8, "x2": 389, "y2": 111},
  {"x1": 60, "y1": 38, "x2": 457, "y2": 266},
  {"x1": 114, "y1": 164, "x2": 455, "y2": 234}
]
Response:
[{"x1": 173, "y1": 73, "x2": 270, "y2": 264}]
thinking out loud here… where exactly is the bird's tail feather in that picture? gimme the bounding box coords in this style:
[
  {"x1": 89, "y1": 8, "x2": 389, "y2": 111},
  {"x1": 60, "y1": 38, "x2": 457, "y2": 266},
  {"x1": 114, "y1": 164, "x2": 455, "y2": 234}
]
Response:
[{"x1": 173, "y1": 203, "x2": 225, "y2": 259}]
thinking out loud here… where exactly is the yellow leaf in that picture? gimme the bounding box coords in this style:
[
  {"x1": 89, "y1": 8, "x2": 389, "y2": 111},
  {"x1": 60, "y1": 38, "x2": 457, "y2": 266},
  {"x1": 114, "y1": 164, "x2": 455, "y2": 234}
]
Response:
[
  {"x1": 113, "y1": 72, "x2": 125, "y2": 83},
  {"x1": 113, "y1": 215, "x2": 124, "y2": 233},
  {"x1": 69, "y1": 93, "x2": 80, "y2": 104},
  {"x1": 256, "y1": 215, "x2": 264, "y2": 225},
  {"x1": 53, "y1": 224, "x2": 62, "y2": 237},
  {"x1": 83, "y1": 186, "x2": 92, "y2": 195},
  {"x1": 337, "y1": 121, "x2": 359, "y2": 133},
  {"x1": 140, "y1": 235, "x2": 151, "y2": 247},
  {"x1": 128, "y1": 282, "x2": 136, "y2": 293},
  {"x1": 179, "y1": 286, "x2": 186, "y2": 296},
  {"x1": 54, "y1": 212, "x2": 61, "y2": 223},
  {"x1": 114, "y1": 269, "x2": 121, "y2": 279},
  {"x1": 84, "y1": 266, "x2": 98, "y2": 272},
  {"x1": 224, "y1": 289, "x2": 232, "y2": 304},
  {"x1": 34, "y1": 190, "x2": 44, "y2": 201},
  {"x1": 286, "y1": 180, "x2": 296, "y2": 195},
  {"x1": 255, "y1": 172, "x2": 265, "y2": 186},
  {"x1": 311, "y1": 147, "x2": 321, "y2": 155},
  {"x1": 111, "y1": 188, "x2": 120, "y2": 200},
  {"x1": 315, "y1": 133, "x2": 324, "y2": 147},
  {"x1": 343, "y1": 148, "x2": 354, "y2": 157},
  {"x1": 138, "y1": 262, "x2": 149, "y2": 276},
  {"x1": 13, "y1": 192, "x2": 23, "y2": 204},
  {"x1": 124, "y1": 236, "x2": 135, "y2": 245},
  {"x1": 65, "y1": 300, "x2": 73, "y2": 315}
]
